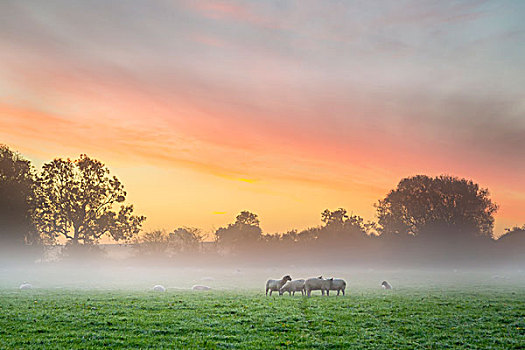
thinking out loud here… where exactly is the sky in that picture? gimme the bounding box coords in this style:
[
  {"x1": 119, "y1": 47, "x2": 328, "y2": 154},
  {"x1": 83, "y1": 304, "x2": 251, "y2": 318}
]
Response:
[{"x1": 0, "y1": 0, "x2": 524, "y2": 238}]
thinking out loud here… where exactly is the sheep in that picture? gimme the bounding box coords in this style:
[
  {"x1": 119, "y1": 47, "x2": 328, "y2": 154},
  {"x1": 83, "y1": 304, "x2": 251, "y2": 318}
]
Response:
[
  {"x1": 304, "y1": 277, "x2": 333, "y2": 297},
  {"x1": 328, "y1": 278, "x2": 347, "y2": 296},
  {"x1": 279, "y1": 279, "x2": 305, "y2": 296},
  {"x1": 265, "y1": 275, "x2": 292, "y2": 296},
  {"x1": 381, "y1": 281, "x2": 392, "y2": 290},
  {"x1": 152, "y1": 285, "x2": 166, "y2": 292},
  {"x1": 19, "y1": 283, "x2": 32, "y2": 290},
  {"x1": 192, "y1": 285, "x2": 211, "y2": 291}
]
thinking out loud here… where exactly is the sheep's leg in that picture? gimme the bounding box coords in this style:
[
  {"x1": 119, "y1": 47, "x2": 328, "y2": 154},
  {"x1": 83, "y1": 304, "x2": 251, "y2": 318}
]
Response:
[
  {"x1": 269, "y1": 289, "x2": 273, "y2": 296},
  {"x1": 342, "y1": 289, "x2": 345, "y2": 296},
  {"x1": 326, "y1": 290, "x2": 330, "y2": 296},
  {"x1": 337, "y1": 290, "x2": 340, "y2": 296}
]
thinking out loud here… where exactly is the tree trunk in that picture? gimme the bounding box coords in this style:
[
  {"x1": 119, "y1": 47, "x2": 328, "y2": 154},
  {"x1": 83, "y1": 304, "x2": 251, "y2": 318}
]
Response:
[{"x1": 72, "y1": 226, "x2": 80, "y2": 245}]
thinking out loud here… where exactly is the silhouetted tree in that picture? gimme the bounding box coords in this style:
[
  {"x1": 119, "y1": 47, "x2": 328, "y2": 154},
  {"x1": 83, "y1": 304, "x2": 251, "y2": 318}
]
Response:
[
  {"x1": 297, "y1": 226, "x2": 322, "y2": 242},
  {"x1": 279, "y1": 229, "x2": 299, "y2": 243},
  {"x1": 215, "y1": 211, "x2": 262, "y2": 251},
  {"x1": 169, "y1": 227, "x2": 203, "y2": 253},
  {"x1": 503, "y1": 224, "x2": 525, "y2": 236},
  {"x1": 318, "y1": 208, "x2": 369, "y2": 242},
  {"x1": 497, "y1": 225, "x2": 525, "y2": 257},
  {"x1": 234, "y1": 211, "x2": 260, "y2": 226},
  {"x1": 34, "y1": 155, "x2": 145, "y2": 246},
  {"x1": 0, "y1": 145, "x2": 40, "y2": 247},
  {"x1": 376, "y1": 175, "x2": 498, "y2": 238},
  {"x1": 133, "y1": 230, "x2": 170, "y2": 258},
  {"x1": 321, "y1": 208, "x2": 349, "y2": 226}
]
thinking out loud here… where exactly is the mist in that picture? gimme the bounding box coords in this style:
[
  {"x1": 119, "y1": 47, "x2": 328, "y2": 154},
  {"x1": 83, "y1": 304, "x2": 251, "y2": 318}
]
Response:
[{"x1": 1, "y1": 240, "x2": 523, "y2": 293}]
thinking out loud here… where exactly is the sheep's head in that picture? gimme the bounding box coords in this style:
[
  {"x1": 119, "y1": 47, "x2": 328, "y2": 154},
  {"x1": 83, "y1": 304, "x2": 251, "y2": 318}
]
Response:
[
  {"x1": 317, "y1": 276, "x2": 322, "y2": 279},
  {"x1": 381, "y1": 281, "x2": 388, "y2": 286},
  {"x1": 282, "y1": 275, "x2": 292, "y2": 282}
]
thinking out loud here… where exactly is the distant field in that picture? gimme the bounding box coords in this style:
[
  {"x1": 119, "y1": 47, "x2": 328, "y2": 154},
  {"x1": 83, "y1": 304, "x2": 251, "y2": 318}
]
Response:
[{"x1": 0, "y1": 287, "x2": 523, "y2": 349}]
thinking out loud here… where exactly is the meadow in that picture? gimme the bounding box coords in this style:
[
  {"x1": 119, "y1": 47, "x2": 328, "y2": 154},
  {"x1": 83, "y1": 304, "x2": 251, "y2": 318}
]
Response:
[{"x1": 0, "y1": 284, "x2": 523, "y2": 349}]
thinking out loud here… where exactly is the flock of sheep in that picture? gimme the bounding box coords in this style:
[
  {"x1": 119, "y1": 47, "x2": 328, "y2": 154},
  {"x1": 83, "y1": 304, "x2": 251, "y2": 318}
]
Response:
[
  {"x1": 18, "y1": 277, "x2": 393, "y2": 295},
  {"x1": 265, "y1": 275, "x2": 346, "y2": 297},
  {"x1": 266, "y1": 275, "x2": 392, "y2": 297}
]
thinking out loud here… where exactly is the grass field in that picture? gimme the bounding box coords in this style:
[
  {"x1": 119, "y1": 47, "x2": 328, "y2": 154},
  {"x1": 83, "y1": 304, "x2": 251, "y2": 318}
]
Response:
[{"x1": 0, "y1": 286, "x2": 523, "y2": 349}]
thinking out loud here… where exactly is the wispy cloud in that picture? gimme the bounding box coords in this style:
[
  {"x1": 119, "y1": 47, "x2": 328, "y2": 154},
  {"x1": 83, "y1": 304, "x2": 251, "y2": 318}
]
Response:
[{"x1": 184, "y1": 0, "x2": 285, "y2": 30}]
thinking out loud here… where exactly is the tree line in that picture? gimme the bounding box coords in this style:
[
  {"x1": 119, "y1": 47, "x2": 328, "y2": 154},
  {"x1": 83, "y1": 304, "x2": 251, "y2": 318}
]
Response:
[{"x1": 0, "y1": 145, "x2": 523, "y2": 264}]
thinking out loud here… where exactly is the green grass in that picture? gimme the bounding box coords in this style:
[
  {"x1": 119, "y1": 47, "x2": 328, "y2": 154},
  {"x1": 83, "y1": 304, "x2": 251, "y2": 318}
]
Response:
[{"x1": 0, "y1": 288, "x2": 523, "y2": 349}]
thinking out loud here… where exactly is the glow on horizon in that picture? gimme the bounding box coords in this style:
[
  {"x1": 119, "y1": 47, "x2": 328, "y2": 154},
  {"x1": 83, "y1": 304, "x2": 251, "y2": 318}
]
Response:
[{"x1": 1, "y1": 1, "x2": 524, "y2": 238}]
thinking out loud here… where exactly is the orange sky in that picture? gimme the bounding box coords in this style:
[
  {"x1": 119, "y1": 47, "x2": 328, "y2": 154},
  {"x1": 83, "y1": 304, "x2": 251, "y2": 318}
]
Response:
[{"x1": 1, "y1": 1, "x2": 524, "y2": 238}]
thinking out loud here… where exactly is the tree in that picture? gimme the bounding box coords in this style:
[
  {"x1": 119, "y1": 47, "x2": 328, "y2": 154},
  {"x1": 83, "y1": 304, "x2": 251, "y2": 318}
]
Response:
[
  {"x1": 503, "y1": 224, "x2": 525, "y2": 236},
  {"x1": 169, "y1": 227, "x2": 204, "y2": 253},
  {"x1": 34, "y1": 155, "x2": 145, "y2": 245},
  {"x1": 296, "y1": 226, "x2": 322, "y2": 242},
  {"x1": 279, "y1": 229, "x2": 299, "y2": 243},
  {"x1": 318, "y1": 208, "x2": 369, "y2": 242},
  {"x1": 321, "y1": 208, "x2": 349, "y2": 227},
  {"x1": 376, "y1": 175, "x2": 498, "y2": 238},
  {"x1": 215, "y1": 211, "x2": 262, "y2": 250},
  {"x1": 235, "y1": 211, "x2": 260, "y2": 226},
  {"x1": 497, "y1": 225, "x2": 525, "y2": 249},
  {"x1": 0, "y1": 145, "x2": 40, "y2": 247},
  {"x1": 133, "y1": 230, "x2": 170, "y2": 257}
]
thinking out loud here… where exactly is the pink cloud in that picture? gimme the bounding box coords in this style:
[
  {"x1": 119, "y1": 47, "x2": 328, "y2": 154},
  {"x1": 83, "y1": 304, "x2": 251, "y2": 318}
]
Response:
[{"x1": 184, "y1": 0, "x2": 285, "y2": 30}]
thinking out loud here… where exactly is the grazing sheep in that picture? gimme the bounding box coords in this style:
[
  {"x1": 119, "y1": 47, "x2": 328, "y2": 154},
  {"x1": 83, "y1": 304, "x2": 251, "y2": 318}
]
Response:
[
  {"x1": 19, "y1": 283, "x2": 32, "y2": 290},
  {"x1": 279, "y1": 279, "x2": 305, "y2": 296},
  {"x1": 152, "y1": 285, "x2": 166, "y2": 292},
  {"x1": 192, "y1": 285, "x2": 211, "y2": 291},
  {"x1": 328, "y1": 278, "x2": 347, "y2": 296},
  {"x1": 265, "y1": 275, "x2": 292, "y2": 296},
  {"x1": 305, "y1": 277, "x2": 333, "y2": 297},
  {"x1": 381, "y1": 281, "x2": 392, "y2": 290}
]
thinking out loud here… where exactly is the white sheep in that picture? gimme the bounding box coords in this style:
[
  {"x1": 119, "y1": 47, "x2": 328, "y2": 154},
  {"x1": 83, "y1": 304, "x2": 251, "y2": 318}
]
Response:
[
  {"x1": 152, "y1": 285, "x2": 166, "y2": 292},
  {"x1": 192, "y1": 285, "x2": 211, "y2": 291},
  {"x1": 265, "y1": 275, "x2": 292, "y2": 296},
  {"x1": 19, "y1": 283, "x2": 32, "y2": 290},
  {"x1": 279, "y1": 279, "x2": 305, "y2": 296},
  {"x1": 328, "y1": 278, "x2": 347, "y2": 296},
  {"x1": 304, "y1": 277, "x2": 332, "y2": 297},
  {"x1": 381, "y1": 281, "x2": 392, "y2": 290}
]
